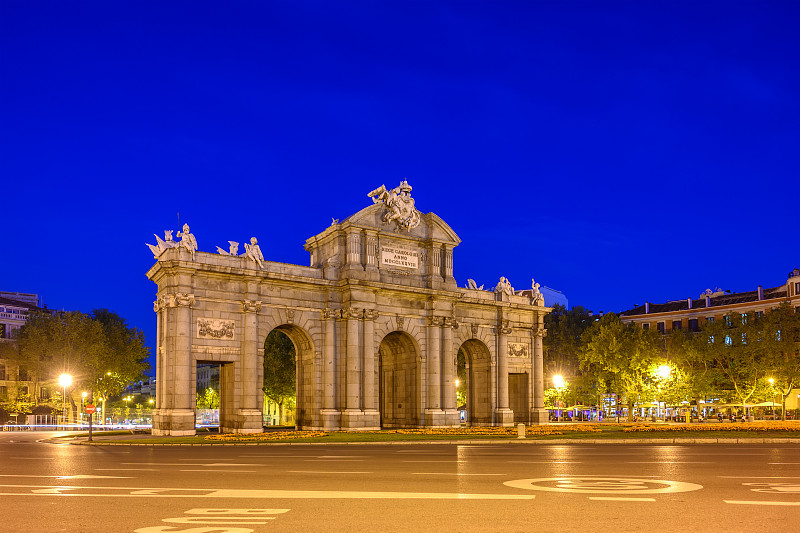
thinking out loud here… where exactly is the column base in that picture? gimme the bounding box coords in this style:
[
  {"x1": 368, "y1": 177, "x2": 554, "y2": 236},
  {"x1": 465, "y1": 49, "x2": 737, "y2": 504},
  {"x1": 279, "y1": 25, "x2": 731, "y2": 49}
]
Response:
[
  {"x1": 320, "y1": 409, "x2": 342, "y2": 430},
  {"x1": 221, "y1": 409, "x2": 263, "y2": 434},
  {"x1": 152, "y1": 408, "x2": 196, "y2": 436},
  {"x1": 423, "y1": 408, "x2": 447, "y2": 427},
  {"x1": 529, "y1": 408, "x2": 549, "y2": 425},
  {"x1": 443, "y1": 409, "x2": 461, "y2": 427},
  {"x1": 494, "y1": 408, "x2": 515, "y2": 426},
  {"x1": 341, "y1": 409, "x2": 380, "y2": 430}
]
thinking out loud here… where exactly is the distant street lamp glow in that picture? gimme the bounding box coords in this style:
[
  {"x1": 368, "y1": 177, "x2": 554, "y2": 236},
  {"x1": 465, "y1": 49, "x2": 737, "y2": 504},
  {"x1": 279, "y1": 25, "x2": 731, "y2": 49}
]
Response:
[
  {"x1": 58, "y1": 373, "x2": 73, "y2": 427},
  {"x1": 553, "y1": 374, "x2": 565, "y2": 389},
  {"x1": 657, "y1": 365, "x2": 671, "y2": 380}
]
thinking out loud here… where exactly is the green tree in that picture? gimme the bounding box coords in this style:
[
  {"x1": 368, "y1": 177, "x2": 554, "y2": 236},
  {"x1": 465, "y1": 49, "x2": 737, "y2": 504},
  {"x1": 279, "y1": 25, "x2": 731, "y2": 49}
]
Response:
[
  {"x1": 14, "y1": 309, "x2": 149, "y2": 421},
  {"x1": 701, "y1": 312, "x2": 770, "y2": 408},
  {"x1": 262, "y1": 329, "x2": 296, "y2": 425},
  {"x1": 669, "y1": 328, "x2": 722, "y2": 412},
  {"x1": 579, "y1": 313, "x2": 665, "y2": 421},
  {"x1": 761, "y1": 302, "x2": 800, "y2": 419},
  {"x1": 90, "y1": 309, "x2": 150, "y2": 420},
  {"x1": 543, "y1": 305, "x2": 595, "y2": 381}
]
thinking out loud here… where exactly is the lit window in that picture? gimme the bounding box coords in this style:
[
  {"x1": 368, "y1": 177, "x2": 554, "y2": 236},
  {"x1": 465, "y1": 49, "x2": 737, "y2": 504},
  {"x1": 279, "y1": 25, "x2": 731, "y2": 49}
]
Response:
[
  {"x1": 741, "y1": 313, "x2": 748, "y2": 324},
  {"x1": 777, "y1": 330, "x2": 782, "y2": 341},
  {"x1": 724, "y1": 316, "x2": 732, "y2": 327},
  {"x1": 708, "y1": 335, "x2": 715, "y2": 344},
  {"x1": 725, "y1": 335, "x2": 732, "y2": 346},
  {"x1": 706, "y1": 317, "x2": 714, "y2": 324},
  {"x1": 642, "y1": 323, "x2": 650, "y2": 330}
]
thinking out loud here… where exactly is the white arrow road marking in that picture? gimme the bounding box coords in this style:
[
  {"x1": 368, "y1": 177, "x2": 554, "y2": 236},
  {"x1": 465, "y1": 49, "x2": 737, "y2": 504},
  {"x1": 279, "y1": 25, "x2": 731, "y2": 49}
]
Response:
[
  {"x1": 0, "y1": 484, "x2": 535, "y2": 500},
  {"x1": 31, "y1": 487, "x2": 77, "y2": 494}
]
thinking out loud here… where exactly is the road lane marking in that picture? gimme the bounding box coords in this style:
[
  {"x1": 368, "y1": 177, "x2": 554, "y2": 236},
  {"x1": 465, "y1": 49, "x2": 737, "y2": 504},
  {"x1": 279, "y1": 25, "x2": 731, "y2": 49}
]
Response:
[
  {"x1": 627, "y1": 461, "x2": 713, "y2": 464},
  {"x1": 508, "y1": 461, "x2": 582, "y2": 464},
  {"x1": 725, "y1": 500, "x2": 800, "y2": 506},
  {"x1": 719, "y1": 476, "x2": 800, "y2": 479},
  {"x1": 304, "y1": 459, "x2": 364, "y2": 462},
  {"x1": 0, "y1": 474, "x2": 132, "y2": 479},
  {"x1": 768, "y1": 462, "x2": 800, "y2": 465},
  {"x1": 287, "y1": 471, "x2": 373, "y2": 474},
  {"x1": 412, "y1": 473, "x2": 507, "y2": 476},
  {"x1": 121, "y1": 463, "x2": 267, "y2": 467},
  {"x1": 0, "y1": 484, "x2": 536, "y2": 500},
  {"x1": 95, "y1": 468, "x2": 159, "y2": 472},
  {"x1": 180, "y1": 470, "x2": 258, "y2": 473},
  {"x1": 402, "y1": 460, "x2": 467, "y2": 463},
  {"x1": 589, "y1": 497, "x2": 655, "y2": 502}
]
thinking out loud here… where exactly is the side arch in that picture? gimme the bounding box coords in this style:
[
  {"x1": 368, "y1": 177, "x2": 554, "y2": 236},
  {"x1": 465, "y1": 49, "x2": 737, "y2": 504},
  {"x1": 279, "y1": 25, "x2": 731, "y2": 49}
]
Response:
[
  {"x1": 259, "y1": 311, "x2": 321, "y2": 429},
  {"x1": 457, "y1": 338, "x2": 494, "y2": 425},
  {"x1": 378, "y1": 330, "x2": 422, "y2": 428}
]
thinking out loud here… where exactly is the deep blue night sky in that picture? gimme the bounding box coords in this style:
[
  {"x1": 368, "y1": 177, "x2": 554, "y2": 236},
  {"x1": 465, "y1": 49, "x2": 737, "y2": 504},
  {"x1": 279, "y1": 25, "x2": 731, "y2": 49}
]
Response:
[{"x1": 2, "y1": 1, "x2": 798, "y2": 373}]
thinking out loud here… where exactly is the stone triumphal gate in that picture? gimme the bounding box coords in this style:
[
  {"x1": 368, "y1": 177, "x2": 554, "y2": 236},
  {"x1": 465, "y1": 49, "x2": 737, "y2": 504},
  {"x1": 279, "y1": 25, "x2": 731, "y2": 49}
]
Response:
[{"x1": 147, "y1": 181, "x2": 550, "y2": 435}]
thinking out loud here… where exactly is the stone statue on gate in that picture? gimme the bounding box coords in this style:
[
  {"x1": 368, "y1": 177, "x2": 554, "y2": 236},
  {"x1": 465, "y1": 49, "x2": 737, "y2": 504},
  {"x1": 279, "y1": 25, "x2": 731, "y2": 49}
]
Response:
[
  {"x1": 494, "y1": 276, "x2": 514, "y2": 296},
  {"x1": 368, "y1": 180, "x2": 421, "y2": 231}
]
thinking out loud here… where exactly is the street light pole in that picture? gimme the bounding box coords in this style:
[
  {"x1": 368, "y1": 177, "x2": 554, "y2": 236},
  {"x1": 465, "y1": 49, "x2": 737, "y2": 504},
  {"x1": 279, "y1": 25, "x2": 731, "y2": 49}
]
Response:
[{"x1": 58, "y1": 373, "x2": 73, "y2": 429}]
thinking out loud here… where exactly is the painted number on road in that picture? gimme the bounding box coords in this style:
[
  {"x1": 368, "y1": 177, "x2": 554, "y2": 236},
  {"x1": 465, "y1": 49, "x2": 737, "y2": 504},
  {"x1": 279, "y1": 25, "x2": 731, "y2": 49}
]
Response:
[
  {"x1": 134, "y1": 508, "x2": 290, "y2": 533},
  {"x1": 504, "y1": 477, "x2": 703, "y2": 494}
]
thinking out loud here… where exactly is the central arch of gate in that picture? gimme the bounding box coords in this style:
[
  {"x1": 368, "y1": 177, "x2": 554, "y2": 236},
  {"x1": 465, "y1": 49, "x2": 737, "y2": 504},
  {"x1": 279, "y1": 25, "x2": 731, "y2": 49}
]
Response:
[{"x1": 147, "y1": 182, "x2": 550, "y2": 435}]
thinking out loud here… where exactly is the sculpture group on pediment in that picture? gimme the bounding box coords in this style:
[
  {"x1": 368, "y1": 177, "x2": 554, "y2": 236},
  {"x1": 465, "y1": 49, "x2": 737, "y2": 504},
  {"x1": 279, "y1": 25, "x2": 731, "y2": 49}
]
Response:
[
  {"x1": 494, "y1": 276, "x2": 515, "y2": 296},
  {"x1": 368, "y1": 180, "x2": 421, "y2": 231},
  {"x1": 466, "y1": 279, "x2": 485, "y2": 290},
  {"x1": 147, "y1": 223, "x2": 197, "y2": 260},
  {"x1": 531, "y1": 278, "x2": 544, "y2": 305},
  {"x1": 216, "y1": 241, "x2": 240, "y2": 256}
]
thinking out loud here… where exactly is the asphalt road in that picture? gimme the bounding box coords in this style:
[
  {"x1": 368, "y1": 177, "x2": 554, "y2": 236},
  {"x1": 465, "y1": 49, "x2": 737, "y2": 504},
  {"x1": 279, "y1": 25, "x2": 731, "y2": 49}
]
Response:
[{"x1": 1, "y1": 432, "x2": 798, "y2": 532}]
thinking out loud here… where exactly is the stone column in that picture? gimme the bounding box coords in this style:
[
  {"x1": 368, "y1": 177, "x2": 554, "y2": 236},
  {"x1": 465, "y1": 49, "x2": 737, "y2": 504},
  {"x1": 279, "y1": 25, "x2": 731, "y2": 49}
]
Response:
[
  {"x1": 424, "y1": 316, "x2": 445, "y2": 426},
  {"x1": 442, "y1": 317, "x2": 459, "y2": 426},
  {"x1": 232, "y1": 299, "x2": 263, "y2": 434},
  {"x1": 342, "y1": 307, "x2": 363, "y2": 428},
  {"x1": 320, "y1": 309, "x2": 340, "y2": 429},
  {"x1": 362, "y1": 310, "x2": 379, "y2": 428},
  {"x1": 531, "y1": 313, "x2": 548, "y2": 424},
  {"x1": 495, "y1": 320, "x2": 514, "y2": 426},
  {"x1": 364, "y1": 231, "x2": 379, "y2": 281},
  {"x1": 153, "y1": 292, "x2": 196, "y2": 436}
]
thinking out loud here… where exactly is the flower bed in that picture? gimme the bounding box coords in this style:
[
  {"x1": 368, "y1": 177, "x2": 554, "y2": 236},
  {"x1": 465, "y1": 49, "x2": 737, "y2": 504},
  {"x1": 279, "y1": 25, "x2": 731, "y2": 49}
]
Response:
[
  {"x1": 622, "y1": 421, "x2": 800, "y2": 433},
  {"x1": 206, "y1": 430, "x2": 328, "y2": 442}
]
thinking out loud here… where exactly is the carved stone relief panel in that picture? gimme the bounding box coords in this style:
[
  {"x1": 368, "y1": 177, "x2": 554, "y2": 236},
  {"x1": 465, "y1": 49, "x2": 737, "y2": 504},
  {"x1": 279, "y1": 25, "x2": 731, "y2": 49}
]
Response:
[
  {"x1": 508, "y1": 342, "x2": 530, "y2": 357},
  {"x1": 197, "y1": 318, "x2": 235, "y2": 340}
]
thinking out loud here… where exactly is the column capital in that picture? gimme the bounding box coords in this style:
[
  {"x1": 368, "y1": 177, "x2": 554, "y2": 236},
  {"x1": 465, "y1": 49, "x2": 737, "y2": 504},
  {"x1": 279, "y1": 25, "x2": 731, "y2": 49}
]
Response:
[
  {"x1": 241, "y1": 299, "x2": 262, "y2": 313},
  {"x1": 157, "y1": 293, "x2": 195, "y2": 310},
  {"x1": 427, "y1": 316, "x2": 445, "y2": 327},
  {"x1": 343, "y1": 307, "x2": 362, "y2": 320},
  {"x1": 363, "y1": 309, "x2": 379, "y2": 321},
  {"x1": 533, "y1": 328, "x2": 547, "y2": 338},
  {"x1": 443, "y1": 317, "x2": 458, "y2": 329},
  {"x1": 498, "y1": 320, "x2": 512, "y2": 335},
  {"x1": 322, "y1": 308, "x2": 339, "y2": 320}
]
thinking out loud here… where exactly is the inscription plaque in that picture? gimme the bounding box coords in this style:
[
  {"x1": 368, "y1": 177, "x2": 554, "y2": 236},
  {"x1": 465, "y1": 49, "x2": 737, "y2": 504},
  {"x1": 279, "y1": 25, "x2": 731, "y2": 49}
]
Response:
[{"x1": 381, "y1": 245, "x2": 419, "y2": 269}]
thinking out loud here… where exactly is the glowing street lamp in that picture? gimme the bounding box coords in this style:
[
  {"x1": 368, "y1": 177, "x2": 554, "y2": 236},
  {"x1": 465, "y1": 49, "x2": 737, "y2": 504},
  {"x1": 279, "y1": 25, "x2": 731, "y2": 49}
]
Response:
[
  {"x1": 58, "y1": 373, "x2": 72, "y2": 426},
  {"x1": 768, "y1": 378, "x2": 777, "y2": 418},
  {"x1": 552, "y1": 374, "x2": 565, "y2": 389}
]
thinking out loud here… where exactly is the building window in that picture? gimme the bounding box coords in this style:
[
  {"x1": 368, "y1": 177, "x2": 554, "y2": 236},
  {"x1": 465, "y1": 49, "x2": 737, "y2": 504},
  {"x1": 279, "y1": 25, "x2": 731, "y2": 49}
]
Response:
[
  {"x1": 18, "y1": 368, "x2": 28, "y2": 381},
  {"x1": 0, "y1": 386, "x2": 7, "y2": 400},
  {"x1": 0, "y1": 364, "x2": 4, "y2": 380},
  {"x1": 777, "y1": 330, "x2": 782, "y2": 341},
  {"x1": 755, "y1": 311, "x2": 763, "y2": 318},
  {"x1": 706, "y1": 317, "x2": 714, "y2": 325},
  {"x1": 0, "y1": 324, "x2": 5, "y2": 338},
  {"x1": 741, "y1": 313, "x2": 748, "y2": 324},
  {"x1": 672, "y1": 320, "x2": 682, "y2": 331},
  {"x1": 642, "y1": 323, "x2": 650, "y2": 330},
  {"x1": 688, "y1": 319, "x2": 699, "y2": 332},
  {"x1": 657, "y1": 322, "x2": 665, "y2": 334},
  {"x1": 795, "y1": 282, "x2": 800, "y2": 295},
  {"x1": 742, "y1": 333, "x2": 747, "y2": 344},
  {"x1": 708, "y1": 335, "x2": 715, "y2": 344},
  {"x1": 724, "y1": 316, "x2": 732, "y2": 327},
  {"x1": 725, "y1": 335, "x2": 732, "y2": 346}
]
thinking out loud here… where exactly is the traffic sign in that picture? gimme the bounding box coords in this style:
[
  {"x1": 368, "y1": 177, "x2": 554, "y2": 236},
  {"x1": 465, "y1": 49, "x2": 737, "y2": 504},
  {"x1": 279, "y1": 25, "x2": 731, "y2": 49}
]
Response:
[{"x1": 85, "y1": 404, "x2": 97, "y2": 414}]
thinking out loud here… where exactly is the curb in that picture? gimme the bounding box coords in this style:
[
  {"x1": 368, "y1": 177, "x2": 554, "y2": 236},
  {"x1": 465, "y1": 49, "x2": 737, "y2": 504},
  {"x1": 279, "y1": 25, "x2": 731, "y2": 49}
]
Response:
[{"x1": 69, "y1": 437, "x2": 800, "y2": 447}]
